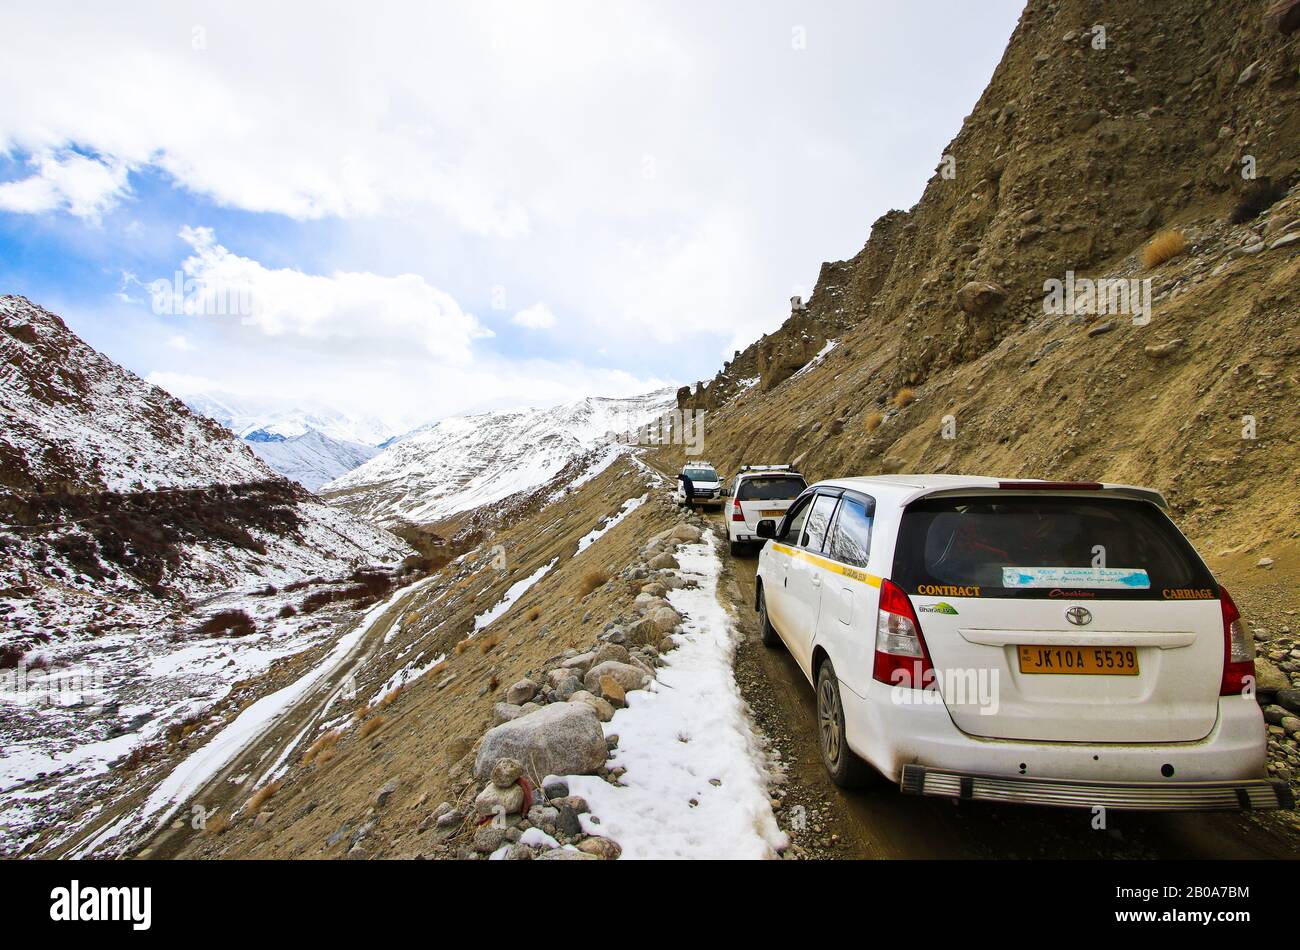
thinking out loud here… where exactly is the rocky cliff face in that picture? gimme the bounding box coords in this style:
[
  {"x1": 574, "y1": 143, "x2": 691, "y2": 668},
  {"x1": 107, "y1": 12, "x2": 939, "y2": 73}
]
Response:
[
  {"x1": 665, "y1": 0, "x2": 1300, "y2": 556},
  {"x1": 681, "y1": 0, "x2": 1300, "y2": 405}
]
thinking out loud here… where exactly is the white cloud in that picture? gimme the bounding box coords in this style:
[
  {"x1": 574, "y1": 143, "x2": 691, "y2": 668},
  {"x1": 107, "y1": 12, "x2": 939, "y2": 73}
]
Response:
[
  {"x1": 157, "y1": 226, "x2": 491, "y2": 360},
  {"x1": 166, "y1": 334, "x2": 196, "y2": 351},
  {"x1": 0, "y1": 150, "x2": 129, "y2": 222},
  {"x1": 3, "y1": 0, "x2": 1026, "y2": 411},
  {"x1": 147, "y1": 350, "x2": 670, "y2": 431},
  {"x1": 146, "y1": 370, "x2": 222, "y2": 395},
  {"x1": 512, "y1": 303, "x2": 557, "y2": 330}
]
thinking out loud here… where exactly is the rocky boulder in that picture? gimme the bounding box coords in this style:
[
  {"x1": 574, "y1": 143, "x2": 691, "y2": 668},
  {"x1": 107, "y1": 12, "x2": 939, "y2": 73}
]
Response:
[
  {"x1": 956, "y1": 280, "x2": 1007, "y2": 314},
  {"x1": 670, "y1": 523, "x2": 702, "y2": 542},
  {"x1": 474, "y1": 702, "x2": 607, "y2": 781},
  {"x1": 583, "y1": 660, "x2": 652, "y2": 696}
]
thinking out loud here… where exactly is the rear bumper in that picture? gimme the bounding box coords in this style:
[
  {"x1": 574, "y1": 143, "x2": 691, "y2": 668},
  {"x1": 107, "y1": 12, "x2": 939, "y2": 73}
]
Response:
[
  {"x1": 840, "y1": 680, "x2": 1273, "y2": 794},
  {"x1": 900, "y1": 765, "x2": 1294, "y2": 812}
]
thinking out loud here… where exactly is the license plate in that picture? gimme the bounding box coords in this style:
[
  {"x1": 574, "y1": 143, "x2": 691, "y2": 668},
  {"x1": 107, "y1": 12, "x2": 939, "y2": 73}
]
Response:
[
  {"x1": 760, "y1": 509, "x2": 785, "y2": 517},
  {"x1": 1017, "y1": 645, "x2": 1139, "y2": 675}
]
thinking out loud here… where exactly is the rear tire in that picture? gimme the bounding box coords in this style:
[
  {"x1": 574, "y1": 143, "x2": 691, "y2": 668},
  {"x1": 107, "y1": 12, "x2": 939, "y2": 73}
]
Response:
[
  {"x1": 757, "y1": 587, "x2": 782, "y2": 648},
  {"x1": 729, "y1": 540, "x2": 744, "y2": 557},
  {"x1": 816, "y1": 660, "x2": 874, "y2": 789}
]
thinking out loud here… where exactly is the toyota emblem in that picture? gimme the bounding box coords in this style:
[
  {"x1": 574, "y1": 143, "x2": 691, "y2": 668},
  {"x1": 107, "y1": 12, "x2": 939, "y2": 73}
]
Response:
[{"x1": 1065, "y1": 606, "x2": 1092, "y2": 626}]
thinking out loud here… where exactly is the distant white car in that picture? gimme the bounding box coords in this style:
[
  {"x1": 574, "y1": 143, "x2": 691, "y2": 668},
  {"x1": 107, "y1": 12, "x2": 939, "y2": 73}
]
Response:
[
  {"x1": 725, "y1": 465, "x2": 807, "y2": 556},
  {"x1": 754, "y1": 474, "x2": 1291, "y2": 812},
  {"x1": 673, "y1": 461, "x2": 724, "y2": 509}
]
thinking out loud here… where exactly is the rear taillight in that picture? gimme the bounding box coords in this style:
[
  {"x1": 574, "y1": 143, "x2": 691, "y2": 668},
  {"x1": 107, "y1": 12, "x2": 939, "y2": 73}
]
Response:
[
  {"x1": 731, "y1": 498, "x2": 745, "y2": 522},
  {"x1": 1219, "y1": 585, "x2": 1255, "y2": 696},
  {"x1": 873, "y1": 579, "x2": 935, "y2": 689}
]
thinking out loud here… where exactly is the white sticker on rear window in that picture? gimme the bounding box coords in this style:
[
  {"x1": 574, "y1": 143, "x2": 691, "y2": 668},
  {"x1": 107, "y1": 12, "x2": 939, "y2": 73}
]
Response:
[{"x1": 1001, "y1": 566, "x2": 1151, "y2": 590}]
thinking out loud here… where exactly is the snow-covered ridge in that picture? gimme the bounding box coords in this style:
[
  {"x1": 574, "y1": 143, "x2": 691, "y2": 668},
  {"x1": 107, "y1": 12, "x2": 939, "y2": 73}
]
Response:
[
  {"x1": 323, "y1": 388, "x2": 677, "y2": 525},
  {"x1": 247, "y1": 430, "x2": 378, "y2": 492},
  {"x1": 0, "y1": 294, "x2": 410, "y2": 634},
  {"x1": 0, "y1": 296, "x2": 270, "y2": 493},
  {"x1": 181, "y1": 392, "x2": 393, "y2": 491},
  {"x1": 183, "y1": 392, "x2": 399, "y2": 448}
]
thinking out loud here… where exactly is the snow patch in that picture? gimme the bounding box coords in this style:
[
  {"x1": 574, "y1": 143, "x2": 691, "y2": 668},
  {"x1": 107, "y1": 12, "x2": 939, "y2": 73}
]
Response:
[
  {"x1": 790, "y1": 338, "x2": 838, "y2": 380},
  {"x1": 576, "y1": 493, "x2": 647, "y2": 554},
  {"x1": 568, "y1": 535, "x2": 786, "y2": 859},
  {"x1": 472, "y1": 558, "x2": 557, "y2": 633}
]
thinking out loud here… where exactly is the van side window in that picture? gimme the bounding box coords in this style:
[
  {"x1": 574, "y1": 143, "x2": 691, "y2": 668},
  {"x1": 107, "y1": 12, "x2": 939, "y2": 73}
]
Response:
[
  {"x1": 779, "y1": 494, "x2": 812, "y2": 542},
  {"x1": 800, "y1": 493, "x2": 840, "y2": 552},
  {"x1": 827, "y1": 495, "x2": 873, "y2": 568}
]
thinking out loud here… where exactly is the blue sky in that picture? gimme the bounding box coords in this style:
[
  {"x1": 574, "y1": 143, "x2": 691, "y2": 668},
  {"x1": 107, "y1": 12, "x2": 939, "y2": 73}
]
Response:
[{"x1": 0, "y1": 0, "x2": 1025, "y2": 432}]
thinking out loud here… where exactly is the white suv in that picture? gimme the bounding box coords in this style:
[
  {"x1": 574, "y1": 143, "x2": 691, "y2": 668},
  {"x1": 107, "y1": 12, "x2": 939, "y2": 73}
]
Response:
[
  {"x1": 754, "y1": 475, "x2": 1291, "y2": 812},
  {"x1": 673, "y1": 462, "x2": 724, "y2": 509},
  {"x1": 726, "y1": 465, "x2": 807, "y2": 556}
]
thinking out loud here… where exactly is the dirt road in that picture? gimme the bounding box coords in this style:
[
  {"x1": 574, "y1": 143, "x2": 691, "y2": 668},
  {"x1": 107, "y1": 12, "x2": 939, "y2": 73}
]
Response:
[
  {"x1": 51, "y1": 581, "x2": 424, "y2": 860},
  {"x1": 711, "y1": 516, "x2": 1299, "y2": 859}
]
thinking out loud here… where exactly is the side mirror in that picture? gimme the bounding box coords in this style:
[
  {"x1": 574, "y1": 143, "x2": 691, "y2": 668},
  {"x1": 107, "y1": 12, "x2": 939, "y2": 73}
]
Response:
[{"x1": 756, "y1": 519, "x2": 776, "y2": 540}]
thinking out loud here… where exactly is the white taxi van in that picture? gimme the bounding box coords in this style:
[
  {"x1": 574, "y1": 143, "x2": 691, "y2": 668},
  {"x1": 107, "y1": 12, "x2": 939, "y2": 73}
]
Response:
[
  {"x1": 673, "y1": 461, "x2": 724, "y2": 509},
  {"x1": 753, "y1": 475, "x2": 1291, "y2": 811},
  {"x1": 726, "y1": 464, "x2": 807, "y2": 556}
]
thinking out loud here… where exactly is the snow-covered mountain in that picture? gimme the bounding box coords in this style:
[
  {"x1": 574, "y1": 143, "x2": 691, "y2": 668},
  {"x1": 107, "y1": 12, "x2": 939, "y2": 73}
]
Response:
[
  {"x1": 323, "y1": 388, "x2": 677, "y2": 525},
  {"x1": 180, "y1": 392, "x2": 396, "y2": 490},
  {"x1": 0, "y1": 295, "x2": 409, "y2": 635},
  {"x1": 1, "y1": 306, "x2": 273, "y2": 494},
  {"x1": 248, "y1": 430, "x2": 379, "y2": 491},
  {"x1": 183, "y1": 392, "x2": 398, "y2": 447}
]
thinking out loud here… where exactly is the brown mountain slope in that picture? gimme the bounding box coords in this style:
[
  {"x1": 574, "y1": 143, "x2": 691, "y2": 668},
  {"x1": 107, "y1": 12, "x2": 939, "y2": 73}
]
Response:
[
  {"x1": 683, "y1": 0, "x2": 1300, "y2": 413},
  {"x1": 671, "y1": 0, "x2": 1300, "y2": 557}
]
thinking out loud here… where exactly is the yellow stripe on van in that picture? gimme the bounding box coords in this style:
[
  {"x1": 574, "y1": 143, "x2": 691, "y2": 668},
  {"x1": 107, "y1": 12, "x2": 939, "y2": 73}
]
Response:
[{"x1": 770, "y1": 543, "x2": 882, "y2": 588}]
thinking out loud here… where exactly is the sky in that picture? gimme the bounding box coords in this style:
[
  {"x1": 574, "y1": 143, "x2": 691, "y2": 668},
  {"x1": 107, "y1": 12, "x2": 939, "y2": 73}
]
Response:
[{"x1": 0, "y1": 0, "x2": 1025, "y2": 435}]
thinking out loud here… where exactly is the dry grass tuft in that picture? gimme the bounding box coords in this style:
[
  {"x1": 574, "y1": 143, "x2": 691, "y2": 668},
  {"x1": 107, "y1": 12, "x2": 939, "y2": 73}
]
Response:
[
  {"x1": 379, "y1": 685, "x2": 405, "y2": 708},
  {"x1": 454, "y1": 637, "x2": 472, "y2": 655},
  {"x1": 1142, "y1": 229, "x2": 1186, "y2": 269},
  {"x1": 359, "y1": 715, "x2": 386, "y2": 739},
  {"x1": 479, "y1": 632, "x2": 501, "y2": 654},
  {"x1": 301, "y1": 728, "x2": 342, "y2": 766},
  {"x1": 865, "y1": 411, "x2": 885, "y2": 432},
  {"x1": 526, "y1": 607, "x2": 541, "y2": 622},
  {"x1": 244, "y1": 779, "x2": 282, "y2": 814},
  {"x1": 204, "y1": 812, "x2": 229, "y2": 836},
  {"x1": 352, "y1": 704, "x2": 373, "y2": 722},
  {"x1": 422, "y1": 661, "x2": 448, "y2": 682},
  {"x1": 489, "y1": 672, "x2": 500, "y2": 690},
  {"x1": 893, "y1": 388, "x2": 915, "y2": 409},
  {"x1": 578, "y1": 569, "x2": 610, "y2": 597}
]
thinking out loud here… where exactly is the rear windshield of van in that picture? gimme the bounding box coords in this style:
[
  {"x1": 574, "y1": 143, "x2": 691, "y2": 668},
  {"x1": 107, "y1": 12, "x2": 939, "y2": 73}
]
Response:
[
  {"x1": 892, "y1": 495, "x2": 1217, "y2": 600},
  {"x1": 737, "y1": 476, "x2": 807, "y2": 501}
]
